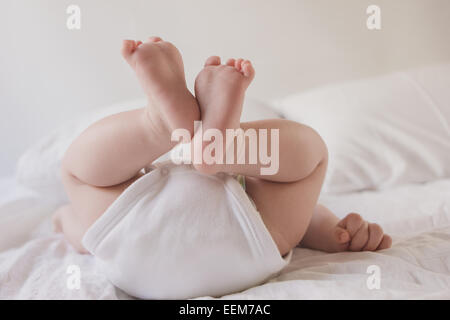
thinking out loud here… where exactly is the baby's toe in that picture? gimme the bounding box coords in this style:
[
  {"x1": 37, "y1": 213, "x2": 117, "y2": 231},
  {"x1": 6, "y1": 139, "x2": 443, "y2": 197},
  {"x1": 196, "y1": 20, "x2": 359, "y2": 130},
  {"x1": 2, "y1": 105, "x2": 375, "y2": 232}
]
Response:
[
  {"x1": 148, "y1": 36, "x2": 163, "y2": 42},
  {"x1": 241, "y1": 60, "x2": 255, "y2": 80},
  {"x1": 226, "y1": 58, "x2": 236, "y2": 67},
  {"x1": 234, "y1": 58, "x2": 244, "y2": 71},
  {"x1": 204, "y1": 56, "x2": 221, "y2": 67},
  {"x1": 121, "y1": 40, "x2": 137, "y2": 60}
]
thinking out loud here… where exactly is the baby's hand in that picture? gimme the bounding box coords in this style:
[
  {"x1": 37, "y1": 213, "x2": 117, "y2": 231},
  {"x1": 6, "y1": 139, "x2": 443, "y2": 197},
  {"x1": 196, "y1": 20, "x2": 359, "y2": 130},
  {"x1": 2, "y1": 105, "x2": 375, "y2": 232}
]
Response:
[{"x1": 334, "y1": 213, "x2": 392, "y2": 252}]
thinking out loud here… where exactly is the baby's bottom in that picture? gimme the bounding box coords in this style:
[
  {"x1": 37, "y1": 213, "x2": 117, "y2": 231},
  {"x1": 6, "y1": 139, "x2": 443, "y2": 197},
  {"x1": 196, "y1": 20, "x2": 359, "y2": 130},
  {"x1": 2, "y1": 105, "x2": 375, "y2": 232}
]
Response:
[
  {"x1": 55, "y1": 118, "x2": 327, "y2": 256},
  {"x1": 54, "y1": 171, "x2": 143, "y2": 253}
]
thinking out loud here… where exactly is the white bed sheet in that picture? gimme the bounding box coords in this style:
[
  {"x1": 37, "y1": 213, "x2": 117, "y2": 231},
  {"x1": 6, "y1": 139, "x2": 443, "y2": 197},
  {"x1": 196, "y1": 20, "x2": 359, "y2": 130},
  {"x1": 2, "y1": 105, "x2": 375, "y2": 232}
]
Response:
[{"x1": 0, "y1": 177, "x2": 450, "y2": 299}]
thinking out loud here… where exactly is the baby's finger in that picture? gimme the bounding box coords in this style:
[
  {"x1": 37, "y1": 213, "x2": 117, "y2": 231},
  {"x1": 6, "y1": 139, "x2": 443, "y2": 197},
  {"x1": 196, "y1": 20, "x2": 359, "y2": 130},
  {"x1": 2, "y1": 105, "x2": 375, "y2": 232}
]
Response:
[
  {"x1": 334, "y1": 226, "x2": 351, "y2": 244},
  {"x1": 363, "y1": 223, "x2": 384, "y2": 251},
  {"x1": 338, "y1": 213, "x2": 364, "y2": 237},
  {"x1": 377, "y1": 234, "x2": 393, "y2": 250},
  {"x1": 349, "y1": 221, "x2": 369, "y2": 251}
]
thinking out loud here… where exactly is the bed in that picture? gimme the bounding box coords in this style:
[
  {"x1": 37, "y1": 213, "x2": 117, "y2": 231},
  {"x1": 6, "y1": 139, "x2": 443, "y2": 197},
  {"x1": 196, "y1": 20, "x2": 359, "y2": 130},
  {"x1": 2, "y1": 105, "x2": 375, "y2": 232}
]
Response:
[
  {"x1": 1, "y1": 63, "x2": 449, "y2": 299},
  {"x1": 1, "y1": 176, "x2": 450, "y2": 299}
]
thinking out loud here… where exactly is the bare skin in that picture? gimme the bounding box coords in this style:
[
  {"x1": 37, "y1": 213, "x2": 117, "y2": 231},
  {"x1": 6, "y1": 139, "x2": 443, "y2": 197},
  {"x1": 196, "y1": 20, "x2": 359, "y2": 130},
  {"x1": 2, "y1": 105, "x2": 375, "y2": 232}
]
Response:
[{"x1": 54, "y1": 37, "x2": 392, "y2": 257}]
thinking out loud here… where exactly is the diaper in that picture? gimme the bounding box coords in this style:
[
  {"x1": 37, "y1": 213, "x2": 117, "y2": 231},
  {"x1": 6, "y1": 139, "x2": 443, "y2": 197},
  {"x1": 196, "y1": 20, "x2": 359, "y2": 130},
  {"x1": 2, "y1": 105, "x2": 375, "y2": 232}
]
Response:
[{"x1": 82, "y1": 161, "x2": 291, "y2": 299}]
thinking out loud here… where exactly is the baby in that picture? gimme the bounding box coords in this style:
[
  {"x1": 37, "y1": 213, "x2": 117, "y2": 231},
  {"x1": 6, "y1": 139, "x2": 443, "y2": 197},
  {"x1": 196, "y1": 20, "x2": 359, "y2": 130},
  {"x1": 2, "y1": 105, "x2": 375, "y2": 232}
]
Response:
[{"x1": 53, "y1": 37, "x2": 391, "y2": 298}]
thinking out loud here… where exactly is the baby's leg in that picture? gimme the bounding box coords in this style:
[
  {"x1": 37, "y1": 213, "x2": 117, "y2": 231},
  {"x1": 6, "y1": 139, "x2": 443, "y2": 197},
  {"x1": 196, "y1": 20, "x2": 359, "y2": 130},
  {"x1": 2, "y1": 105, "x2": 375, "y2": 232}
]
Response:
[
  {"x1": 205, "y1": 119, "x2": 326, "y2": 183},
  {"x1": 193, "y1": 57, "x2": 327, "y2": 255},
  {"x1": 63, "y1": 109, "x2": 173, "y2": 188},
  {"x1": 56, "y1": 37, "x2": 200, "y2": 252},
  {"x1": 233, "y1": 120, "x2": 328, "y2": 255},
  {"x1": 193, "y1": 57, "x2": 325, "y2": 183},
  {"x1": 56, "y1": 169, "x2": 143, "y2": 252},
  {"x1": 221, "y1": 121, "x2": 391, "y2": 254},
  {"x1": 245, "y1": 148, "x2": 327, "y2": 256},
  {"x1": 220, "y1": 122, "x2": 392, "y2": 255},
  {"x1": 193, "y1": 57, "x2": 391, "y2": 256},
  {"x1": 64, "y1": 38, "x2": 199, "y2": 187}
]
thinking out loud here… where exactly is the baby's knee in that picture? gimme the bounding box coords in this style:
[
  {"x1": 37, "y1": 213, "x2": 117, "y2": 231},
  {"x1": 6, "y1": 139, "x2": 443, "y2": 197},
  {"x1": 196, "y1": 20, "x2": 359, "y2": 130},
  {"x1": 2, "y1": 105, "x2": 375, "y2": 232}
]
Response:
[{"x1": 291, "y1": 121, "x2": 328, "y2": 165}]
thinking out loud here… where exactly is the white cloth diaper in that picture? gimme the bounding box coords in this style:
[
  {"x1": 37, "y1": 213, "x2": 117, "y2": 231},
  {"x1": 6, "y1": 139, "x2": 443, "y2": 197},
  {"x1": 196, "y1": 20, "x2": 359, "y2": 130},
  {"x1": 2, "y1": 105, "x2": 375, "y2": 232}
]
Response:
[{"x1": 82, "y1": 161, "x2": 291, "y2": 299}]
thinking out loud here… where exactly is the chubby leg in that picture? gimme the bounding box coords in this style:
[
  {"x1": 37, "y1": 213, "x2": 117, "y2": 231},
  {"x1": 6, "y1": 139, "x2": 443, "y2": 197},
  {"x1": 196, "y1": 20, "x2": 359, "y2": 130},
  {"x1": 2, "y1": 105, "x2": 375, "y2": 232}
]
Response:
[
  {"x1": 205, "y1": 119, "x2": 329, "y2": 256},
  {"x1": 242, "y1": 148, "x2": 392, "y2": 256},
  {"x1": 54, "y1": 170, "x2": 143, "y2": 252},
  {"x1": 192, "y1": 56, "x2": 325, "y2": 254},
  {"x1": 212, "y1": 119, "x2": 326, "y2": 182},
  {"x1": 55, "y1": 37, "x2": 200, "y2": 252},
  {"x1": 193, "y1": 57, "x2": 325, "y2": 182},
  {"x1": 218, "y1": 122, "x2": 391, "y2": 255},
  {"x1": 193, "y1": 56, "x2": 391, "y2": 256},
  {"x1": 245, "y1": 155, "x2": 328, "y2": 256},
  {"x1": 63, "y1": 38, "x2": 199, "y2": 187}
]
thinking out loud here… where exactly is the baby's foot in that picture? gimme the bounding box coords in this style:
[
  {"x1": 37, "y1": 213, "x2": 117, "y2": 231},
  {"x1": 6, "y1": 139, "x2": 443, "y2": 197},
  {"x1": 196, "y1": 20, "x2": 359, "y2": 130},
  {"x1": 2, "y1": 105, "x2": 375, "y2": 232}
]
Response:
[
  {"x1": 121, "y1": 37, "x2": 199, "y2": 137},
  {"x1": 193, "y1": 56, "x2": 255, "y2": 173},
  {"x1": 327, "y1": 213, "x2": 392, "y2": 253}
]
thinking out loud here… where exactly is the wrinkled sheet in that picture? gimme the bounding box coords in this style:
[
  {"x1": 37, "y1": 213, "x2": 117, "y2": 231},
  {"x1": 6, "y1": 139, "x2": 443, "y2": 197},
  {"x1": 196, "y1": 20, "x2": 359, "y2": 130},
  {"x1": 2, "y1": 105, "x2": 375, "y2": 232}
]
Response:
[{"x1": 1, "y1": 178, "x2": 450, "y2": 299}]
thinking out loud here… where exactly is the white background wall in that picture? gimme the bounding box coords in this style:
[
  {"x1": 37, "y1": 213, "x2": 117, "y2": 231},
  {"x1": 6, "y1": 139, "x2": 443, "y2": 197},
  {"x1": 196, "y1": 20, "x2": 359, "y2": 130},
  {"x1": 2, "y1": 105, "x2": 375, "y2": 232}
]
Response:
[{"x1": 1, "y1": 0, "x2": 450, "y2": 177}]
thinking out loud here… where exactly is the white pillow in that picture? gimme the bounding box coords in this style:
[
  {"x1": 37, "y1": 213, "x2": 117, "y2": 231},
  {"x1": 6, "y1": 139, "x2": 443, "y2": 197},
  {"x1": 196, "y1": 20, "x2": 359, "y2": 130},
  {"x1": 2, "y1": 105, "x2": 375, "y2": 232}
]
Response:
[
  {"x1": 16, "y1": 97, "x2": 281, "y2": 203},
  {"x1": 273, "y1": 63, "x2": 450, "y2": 194}
]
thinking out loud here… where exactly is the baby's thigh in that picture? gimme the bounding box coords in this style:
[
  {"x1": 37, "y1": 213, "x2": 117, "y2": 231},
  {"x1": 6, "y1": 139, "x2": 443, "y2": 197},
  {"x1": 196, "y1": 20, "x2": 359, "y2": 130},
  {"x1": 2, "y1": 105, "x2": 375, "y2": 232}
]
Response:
[
  {"x1": 245, "y1": 161, "x2": 327, "y2": 256},
  {"x1": 60, "y1": 168, "x2": 142, "y2": 235}
]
